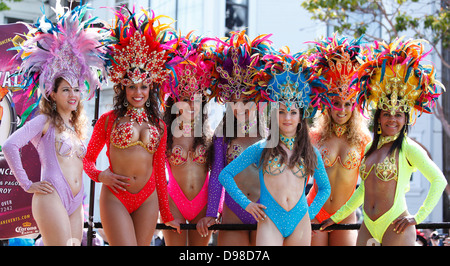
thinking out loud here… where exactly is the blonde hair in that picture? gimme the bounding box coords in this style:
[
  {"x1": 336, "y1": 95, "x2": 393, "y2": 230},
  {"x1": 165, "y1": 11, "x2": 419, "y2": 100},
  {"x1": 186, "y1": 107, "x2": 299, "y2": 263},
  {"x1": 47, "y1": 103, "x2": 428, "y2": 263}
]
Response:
[
  {"x1": 38, "y1": 77, "x2": 88, "y2": 140},
  {"x1": 312, "y1": 108, "x2": 370, "y2": 149}
]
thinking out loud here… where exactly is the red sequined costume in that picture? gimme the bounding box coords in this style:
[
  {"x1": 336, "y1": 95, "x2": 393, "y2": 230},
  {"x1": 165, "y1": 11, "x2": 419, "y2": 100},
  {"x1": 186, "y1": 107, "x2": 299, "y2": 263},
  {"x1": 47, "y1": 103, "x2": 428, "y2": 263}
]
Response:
[{"x1": 83, "y1": 110, "x2": 173, "y2": 223}]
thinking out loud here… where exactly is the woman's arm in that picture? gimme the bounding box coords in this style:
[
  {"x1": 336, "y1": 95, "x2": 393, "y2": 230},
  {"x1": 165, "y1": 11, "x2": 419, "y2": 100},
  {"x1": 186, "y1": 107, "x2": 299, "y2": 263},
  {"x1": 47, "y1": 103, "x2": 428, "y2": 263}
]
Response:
[
  {"x1": 406, "y1": 139, "x2": 447, "y2": 224},
  {"x1": 308, "y1": 148, "x2": 331, "y2": 220},
  {"x1": 218, "y1": 140, "x2": 265, "y2": 210},
  {"x1": 205, "y1": 136, "x2": 226, "y2": 218},
  {"x1": 3, "y1": 115, "x2": 48, "y2": 191},
  {"x1": 83, "y1": 112, "x2": 110, "y2": 182},
  {"x1": 153, "y1": 121, "x2": 174, "y2": 224}
]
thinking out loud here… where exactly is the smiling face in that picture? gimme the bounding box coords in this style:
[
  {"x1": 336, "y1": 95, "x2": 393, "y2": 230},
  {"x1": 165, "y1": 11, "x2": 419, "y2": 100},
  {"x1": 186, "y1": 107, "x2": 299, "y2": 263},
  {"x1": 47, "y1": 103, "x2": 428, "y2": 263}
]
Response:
[
  {"x1": 378, "y1": 110, "x2": 406, "y2": 136},
  {"x1": 329, "y1": 97, "x2": 353, "y2": 125},
  {"x1": 125, "y1": 82, "x2": 150, "y2": 108},
  {"x1": 278, "y1": 103, "x2": 301, "y2": 137},
  {"x1": 50, "y1": 78, "x2": 81, "y2": 114}
]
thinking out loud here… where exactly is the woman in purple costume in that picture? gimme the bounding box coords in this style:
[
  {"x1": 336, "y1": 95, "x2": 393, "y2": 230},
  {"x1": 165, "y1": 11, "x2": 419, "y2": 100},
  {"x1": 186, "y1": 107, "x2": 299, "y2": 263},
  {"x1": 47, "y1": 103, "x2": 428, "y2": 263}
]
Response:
[
  {"x1": 196, "y1": 31, "x2": 273, "y2": 245},
  {"x1": 3, "y1": 4, "x2": 106, "y2": 246}
]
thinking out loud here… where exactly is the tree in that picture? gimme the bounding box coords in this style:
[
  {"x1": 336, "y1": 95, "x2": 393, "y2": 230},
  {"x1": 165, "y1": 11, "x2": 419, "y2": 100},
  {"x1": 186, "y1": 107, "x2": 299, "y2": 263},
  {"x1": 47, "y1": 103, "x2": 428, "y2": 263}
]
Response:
[
  {"x1": 0, "y1": 0, "x2": 23, "y2": 12},
  {"x1": 301, "y1": 0, "x2": 450, "y2": 68}
]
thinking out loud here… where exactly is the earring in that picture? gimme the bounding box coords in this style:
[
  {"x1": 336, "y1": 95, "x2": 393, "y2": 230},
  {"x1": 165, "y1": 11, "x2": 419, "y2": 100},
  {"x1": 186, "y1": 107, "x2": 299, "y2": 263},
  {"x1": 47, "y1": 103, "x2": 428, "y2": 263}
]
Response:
[
  {"x1": 377, "y1": 124, "x2": 382, "y2": 134},
  {"x1": 123, "y1": 99, "x2": 129, "y2": 107},
  {"x1": 146, "y1": 99, "x2": 150, "y2": 107},
  {"x1": 52, "y1": 102, "x2": 57, "y2": 111}
]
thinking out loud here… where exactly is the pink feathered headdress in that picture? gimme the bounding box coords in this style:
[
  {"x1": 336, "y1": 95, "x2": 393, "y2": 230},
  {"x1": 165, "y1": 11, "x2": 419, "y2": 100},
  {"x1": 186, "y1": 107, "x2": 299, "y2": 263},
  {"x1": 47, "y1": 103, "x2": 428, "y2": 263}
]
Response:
[
  {"x1": 161, "y1": 31, "x2": 215, "y2": 101},
  {"x1": 14, "y1": 2, "x2": 108, "y2": 100}
]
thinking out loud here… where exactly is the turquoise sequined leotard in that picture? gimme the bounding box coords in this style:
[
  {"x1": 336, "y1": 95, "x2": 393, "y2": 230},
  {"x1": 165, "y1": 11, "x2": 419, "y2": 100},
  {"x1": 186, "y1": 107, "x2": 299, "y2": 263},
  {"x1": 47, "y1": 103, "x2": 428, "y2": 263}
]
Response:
[{"x1": 218, "y1": 139, "x2": 331, "y2": 237}]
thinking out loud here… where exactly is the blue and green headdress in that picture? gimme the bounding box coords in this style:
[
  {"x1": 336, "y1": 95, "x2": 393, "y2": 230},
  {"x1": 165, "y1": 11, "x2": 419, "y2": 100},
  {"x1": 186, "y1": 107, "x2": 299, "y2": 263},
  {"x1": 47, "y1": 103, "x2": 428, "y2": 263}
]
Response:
[{"x1": 253, "y1": 47, "x2": 326, "y2": 118}]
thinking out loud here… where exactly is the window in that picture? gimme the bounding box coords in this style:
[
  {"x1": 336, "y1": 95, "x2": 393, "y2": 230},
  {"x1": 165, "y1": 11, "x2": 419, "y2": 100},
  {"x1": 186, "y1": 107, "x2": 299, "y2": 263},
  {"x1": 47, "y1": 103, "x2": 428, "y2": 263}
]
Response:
[{"x1": 225, "y1": 0, "x2": 248, "y2": 37}]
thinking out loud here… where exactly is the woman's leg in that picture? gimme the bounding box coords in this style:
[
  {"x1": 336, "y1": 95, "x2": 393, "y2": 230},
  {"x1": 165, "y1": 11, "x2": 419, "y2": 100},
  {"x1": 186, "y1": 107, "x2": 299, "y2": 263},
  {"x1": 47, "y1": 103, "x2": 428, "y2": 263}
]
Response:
[
  {"x1": 100, "y1": 185, "x2": 137, "y2": 246},
  {"x1": 32, "y1": 192, "x2": 72, "y2": 246},
  {"x1": 328, "y1": 211, "x2": 357, "y2": 246},
  {"x1": 255, "y1": 216, "x2": 284, "y2": 246},
  {"x1": 356, "y1": 222, "x2": 377, "y2": 246},
  {"x1": 162, "y1": 196, "x2": 187, "y2": 246},
  {"x1": 188, "y1": 207, "x2": 212, "y2": 246},
  {"x1": 284, "y1": 212, "x2": 311, "y2": 246},
  {"x1": 69, "y1": 204, "x2": 84, "y2": 246},
  {"x1": 131, "y1": 191, "x2": 159, "y2": 246},
  {"x1": 381, "y1": 211, "x2": 416, "y2": 246}
]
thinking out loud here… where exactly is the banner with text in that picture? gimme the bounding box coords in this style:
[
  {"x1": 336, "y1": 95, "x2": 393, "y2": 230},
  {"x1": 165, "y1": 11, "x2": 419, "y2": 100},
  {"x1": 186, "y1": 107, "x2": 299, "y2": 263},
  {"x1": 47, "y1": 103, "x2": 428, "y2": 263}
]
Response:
[{"x1": 0, "y1": 23, "x2": 40, "y2": 239}]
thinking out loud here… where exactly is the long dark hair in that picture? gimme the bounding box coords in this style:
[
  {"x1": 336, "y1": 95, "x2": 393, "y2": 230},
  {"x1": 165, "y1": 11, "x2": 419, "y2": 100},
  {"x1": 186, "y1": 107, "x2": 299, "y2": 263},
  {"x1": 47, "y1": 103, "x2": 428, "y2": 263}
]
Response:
[
  {"x1": 112, "y1": 83, "x2": 163, "y2": 132},
  {"x1": 364, "y1": 108, "x2": 410, "y2": 158},
  {"x1": 163, "y1": 96, "x2": 213, "y2": 169},
  {"x1": 260, "y1": 107, "x2": 318, "y2": 177}
]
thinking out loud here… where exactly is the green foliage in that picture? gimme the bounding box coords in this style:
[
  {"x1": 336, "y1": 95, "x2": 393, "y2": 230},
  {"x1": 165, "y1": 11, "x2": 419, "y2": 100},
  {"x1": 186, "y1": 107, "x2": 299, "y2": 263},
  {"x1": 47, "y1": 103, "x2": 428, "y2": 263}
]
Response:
[
  {"x1": 301, "y1": 0, "x2": 449, "y2": 48},
  {"x1": 0, "y1": 0, "x2": 22, "y2": 11}
]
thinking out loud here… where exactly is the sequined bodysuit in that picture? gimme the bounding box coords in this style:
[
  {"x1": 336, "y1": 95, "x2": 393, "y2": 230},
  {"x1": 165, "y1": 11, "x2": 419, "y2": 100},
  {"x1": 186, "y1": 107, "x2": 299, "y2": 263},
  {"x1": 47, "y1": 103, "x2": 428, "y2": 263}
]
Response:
[
  {"x1": 218, "y1": 139, "x2": 331, "y2": 237},
  {"x1": 166, "y1": 144, "x2": 209, "y2": 221},
  {"x1": 83, "y1": 110, "x2": 173, "y2": 222},
  {"x1": 3, "y1": 115, "x2": 86, "y2": 215},
  {"x1": 330, "y1": 137, "x2": 447, "y2": 244}
]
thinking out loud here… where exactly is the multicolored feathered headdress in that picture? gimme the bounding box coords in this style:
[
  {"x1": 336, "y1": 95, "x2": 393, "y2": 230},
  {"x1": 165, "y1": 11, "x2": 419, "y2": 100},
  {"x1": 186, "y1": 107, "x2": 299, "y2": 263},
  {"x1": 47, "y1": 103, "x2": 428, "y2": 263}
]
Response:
[
  {"x1": 13, "y1": 2, "x2": 108, "y2": 100},
  {"x1": 104, "y1": 6, "x2": 175, "y2": 88},
  {"x1": 254, "y1": 48, "x2": 326, "y2": 117},
  {"x1": 161, "y1": 31, "x2": 215, "y2": 101},
  {"x1": 210, "y1": 31, "x2": 273, "y2": 103},
  {"x1": 309, "y1": 34, "x2": 364, "y2": 109},
  {"x1": 355, "y1": 37, "x2": 445, "y2": 122}
]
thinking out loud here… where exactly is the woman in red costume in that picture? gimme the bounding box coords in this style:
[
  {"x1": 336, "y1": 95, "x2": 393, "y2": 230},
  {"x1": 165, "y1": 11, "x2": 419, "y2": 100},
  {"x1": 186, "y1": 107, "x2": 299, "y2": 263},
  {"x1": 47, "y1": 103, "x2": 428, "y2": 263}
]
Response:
[
  {"x1": 83, "y1": 7, "x2": 179, "y2": 246},
  {"x1": 307, "y1": 35, "x2": 371, "y2": 246}
]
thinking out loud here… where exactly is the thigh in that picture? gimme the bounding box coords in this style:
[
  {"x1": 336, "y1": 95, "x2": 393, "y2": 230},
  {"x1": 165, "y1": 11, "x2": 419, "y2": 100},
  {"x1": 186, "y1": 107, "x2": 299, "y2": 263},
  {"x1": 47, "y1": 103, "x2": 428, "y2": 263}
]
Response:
[
  {"x1": 131, "y1": 190, "x2": 159, "y2": 246},
  {"x1": 255, "y1": 216, "x2": 284, "y2": 246},
  {"x1": 162, "y1": 195, "x2": 187, "y2": 246},
  {"x1": 218, "y1": 230, "x2": 253, "y2": 246},
  {"x1": 284, "y1": 213, "x2": 311, "y2": 246},
  {"x1": 328, "y1": 212, "x2": 357, "y2": 246},
  {"x1": 100, "y1": 186, "x2": 137, "y2": 246},
  {"x1": 69, "y1": 204, "x2": 84, "y2": 246},
  {"x1": 188, "y1": 207, "x2": 212, "y2": 246},
  {"x1": 32, "y1": 192, "x2": 72, "y2": 246},
  {"x1": 382, "y1": 223, "x2": 416, "y2": 246},
  {"x1": 311, "y1": 229, "x2": 329, "y2": 246},
  {"x1": 356, "y1": 222, "x2": 378, "y2": 246}
]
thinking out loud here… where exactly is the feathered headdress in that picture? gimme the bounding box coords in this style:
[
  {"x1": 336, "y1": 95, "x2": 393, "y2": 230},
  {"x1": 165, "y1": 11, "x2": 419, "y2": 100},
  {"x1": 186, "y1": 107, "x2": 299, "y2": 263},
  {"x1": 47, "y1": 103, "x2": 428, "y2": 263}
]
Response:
[
  {"x1": 309, "y1": 34, "x2": 364, "y2": 109},
  {"x1": 13, "y1": 2, "x2": 108, "y2": 100},
  {"x1": 104, "y1": 6, "x2": 175, "y2": 89},
  {"x1": 210, "y1": 30, "x2": 273, "y2": 103},
  {"x1": 254, "y1": 47, "x2": 326, "y2": 118},
  {"x1": 355, "y1": 37, "x2": 445, "y2": 123},
  {"x1": 161, "y1": 31, "x2": 215, "y2": 101}
]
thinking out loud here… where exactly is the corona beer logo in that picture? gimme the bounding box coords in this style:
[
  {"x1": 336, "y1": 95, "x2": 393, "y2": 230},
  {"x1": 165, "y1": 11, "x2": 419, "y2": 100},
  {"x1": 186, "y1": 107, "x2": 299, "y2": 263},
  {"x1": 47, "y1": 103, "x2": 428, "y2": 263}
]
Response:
[{"x1": 22, "y1": 222, "x2": 31, "y2": 227}]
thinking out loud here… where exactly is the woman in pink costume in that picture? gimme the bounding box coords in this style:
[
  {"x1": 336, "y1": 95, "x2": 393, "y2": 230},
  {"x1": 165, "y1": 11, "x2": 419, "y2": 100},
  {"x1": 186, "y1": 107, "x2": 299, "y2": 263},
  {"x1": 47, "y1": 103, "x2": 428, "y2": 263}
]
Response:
[{"x1": 160, "y1": 32, "x2": 215, "y2": 245}]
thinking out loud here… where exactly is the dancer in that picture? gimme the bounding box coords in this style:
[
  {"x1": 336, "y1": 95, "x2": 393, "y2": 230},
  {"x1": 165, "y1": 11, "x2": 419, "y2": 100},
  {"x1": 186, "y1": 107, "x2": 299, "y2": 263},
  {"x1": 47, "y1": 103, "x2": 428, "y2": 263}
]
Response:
[
  {"x1": 83, "y1": 7, "x2": 179, "y2": 246},
  {"x1": 161, "y1": 32, "x2": 215, "y2": 245},
  {"x1": 218, "y1": 49, "x2": 331, "y2": 246},
  {"x1": 308, "y1": 35, "x2": 371, "y2": 246},
  {"x1": 197, "y1": 31, "x2": 272, "y2": 246},
  {"x1": 320, "y1": 38, "x2": 447, "y2": 246},
  {"x1": 3, "y1": 3, "x2": 106, "y2": 245}
]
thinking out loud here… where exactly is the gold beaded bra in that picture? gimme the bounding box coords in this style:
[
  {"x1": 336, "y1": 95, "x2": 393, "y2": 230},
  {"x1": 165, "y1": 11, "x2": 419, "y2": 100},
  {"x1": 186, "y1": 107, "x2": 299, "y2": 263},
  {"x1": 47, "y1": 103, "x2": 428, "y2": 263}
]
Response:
[{"x1": 359, "y1": 148, "x2": 398, "y2": 182}]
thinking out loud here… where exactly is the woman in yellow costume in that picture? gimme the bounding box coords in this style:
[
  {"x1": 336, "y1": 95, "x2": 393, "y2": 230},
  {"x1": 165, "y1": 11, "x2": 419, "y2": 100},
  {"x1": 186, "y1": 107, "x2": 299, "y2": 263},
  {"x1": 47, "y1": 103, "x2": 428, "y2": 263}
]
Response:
[
  {"x1": 308, "y1": 35, "x2": 371, "y2": 246},
  {"x1": 320, "y1": 38, "x2": 447, "y2": 246}
]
